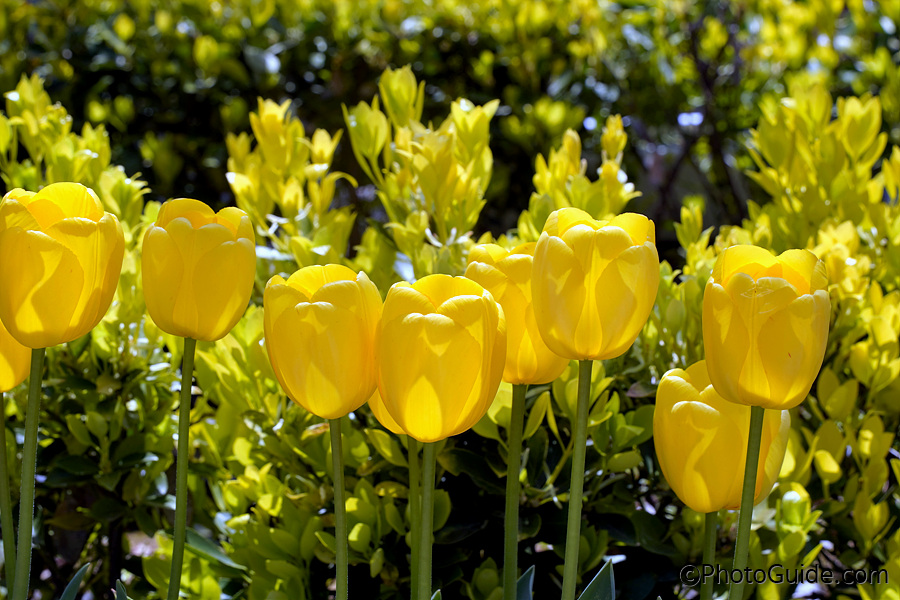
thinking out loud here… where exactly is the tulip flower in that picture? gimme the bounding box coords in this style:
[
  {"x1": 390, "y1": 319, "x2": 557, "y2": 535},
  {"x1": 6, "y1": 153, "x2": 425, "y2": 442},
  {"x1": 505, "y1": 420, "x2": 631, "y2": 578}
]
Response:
[
  {"x1": 532, "y1": 207, "x2": 658, "y2": 600},
  {"x1": 0, "y1": 317, "x2": 29, "y2": 587},
  {"x1": 264, "y1": 264, "x2": 382, "y2": 419},
  {"x1": 654, "y1": 361, "x2": 790, "y2": 513},
  {"x1": 376, "y1": 274, "x2": 507, "y2": 443},
  {"x1": 264, "y1": 264, "x2": 382, "y2": 600},
  {"x1": 532, "y1": 207, "x2": 659, "y2": 361},
  {"x1": 466, "y1": 242, "x2": 569, "y2": 386},
  {"x1": 0, "y1": 182, "x2": 125, "y2": 600},
  {"x1": 465, "y1": 242, "x2": 567, "y2": 600},
  {"x1": 142, "y1": 198, "x2": 255, "y2": 600},
  {"x1": 142, "y1": 198, "x2": 256, "y2": 342},
  {"x1": 376, "y1": 274, "x2": 506, "y2": 600},
  {"x1": 702, "y1": 245, "x2": 830, "y2": 600},
  {"x1": 0, "y1": 184, "x2": 125, "y2": 349},
  {"x1": 703, "y1": 245, "x2": 831, "y2": 410}
]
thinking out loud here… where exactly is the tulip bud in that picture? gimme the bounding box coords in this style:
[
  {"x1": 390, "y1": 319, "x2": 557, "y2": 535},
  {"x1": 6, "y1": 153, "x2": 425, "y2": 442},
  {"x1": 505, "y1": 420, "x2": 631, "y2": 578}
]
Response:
[
  {"x1": 532, "y1": 207, "x2": 659, "y2": 360},
  {"x1": 264, "y1": 265, "x2": 382, "y2": 419},
  {"x1": 702, "y1": 245, "x2": 831, "y2": 409},
  {"x1": 142, "y1": 198, "x2": 256, "y2": 342},
  {"x1": 654, "y1": 361, "x2": 791, "y2": 513},
  {"x1": 375, "y1": 274, "x2": 507, "y2": 443},
  {"x1": 465, "y1": 242, "x2": 568, "y2": 384},
  {"x1": 0, "y1": 183, "x2": 125, "y2": 348}
]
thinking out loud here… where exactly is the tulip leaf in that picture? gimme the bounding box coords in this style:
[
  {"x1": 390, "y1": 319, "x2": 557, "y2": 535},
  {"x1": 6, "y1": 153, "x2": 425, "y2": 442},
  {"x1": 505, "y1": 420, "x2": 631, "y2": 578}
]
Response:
[
  {"x1": 115, "y1": 581, "x2": 129, "y2": 600},
  {"x1": 59, "y1": 563, "x2": 91, "y2": 600},
  {"x1": 517, "y1": 565, "x2": 535, "y2": 600},
  {"x1": 432, "y1": 591, "x2": 442, "y2": 600},
  {"x1": 576, "y1": 559, "x2": 615, "y2": 600}
]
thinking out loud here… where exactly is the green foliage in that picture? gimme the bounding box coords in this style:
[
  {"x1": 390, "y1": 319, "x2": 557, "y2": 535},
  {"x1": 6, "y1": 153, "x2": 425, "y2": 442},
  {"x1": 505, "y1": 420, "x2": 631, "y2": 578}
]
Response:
[{"x1": 2, "y1": 43, "x2": 899, "y2": 600}]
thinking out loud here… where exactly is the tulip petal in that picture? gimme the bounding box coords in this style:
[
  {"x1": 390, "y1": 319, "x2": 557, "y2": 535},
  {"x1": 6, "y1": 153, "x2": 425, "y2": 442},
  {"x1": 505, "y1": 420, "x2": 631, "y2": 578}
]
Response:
[
  {"x1": 143, "y1": 226, "x2": 186, "y2": 336},
  {"x1": 0, "y1": 317, "x2": 30, "y2": 392},
  {"x1": 533, "y1": 233, "x2": 586, "y2": 359},
  {"x1": 156, "y1": 198, "x2": 216, "y2": 228},
  {"x1": 0, "y1": 229, "x2": 83, "y2": 348},
  {"x1": 269, "y1": 302, "x2": 373, "y2": 418},
  {"x1": 192, "y1": 237, "x2": 255, "y2": 341},
  {"x1": 44, "y1": 214, "x2": 124, "y2": 341},
  {"x1": 592, "y1": 243, "x2": 659, "y2": 359},
  {"x1": 379, "y1": 312, "x2": 481, "y2": 443}
]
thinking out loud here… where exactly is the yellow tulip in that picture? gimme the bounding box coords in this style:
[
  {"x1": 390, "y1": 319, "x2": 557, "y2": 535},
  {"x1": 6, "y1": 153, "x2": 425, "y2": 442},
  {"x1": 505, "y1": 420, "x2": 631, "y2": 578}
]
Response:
[
  {"x1": 376, "y1": 275, "x2": 507, "y2": 443},
  {"x1": 264, "y1": 265, "x2": 382, "y2": 419},
  {"x1": 532, "y1": 207, "x2": 659, "y2": 360},
  {"x1": 0, "y1": 183, "x2": 124, "y2": 348},
  {"x1": 465, "y1": 242, "x2": 568, "y2": 384},
  {"x1": 654, "y1": 361, "x2": 790, "y2": 513},
  {"x1": 0, "y1": 316, "x2": 29, "y2": 392},
  {"x1": 142, "y1": 198, "x2": 255, "y2": 342},
  {"x1": 703, "y1": 245, "x2": 830, "y2": 409}
]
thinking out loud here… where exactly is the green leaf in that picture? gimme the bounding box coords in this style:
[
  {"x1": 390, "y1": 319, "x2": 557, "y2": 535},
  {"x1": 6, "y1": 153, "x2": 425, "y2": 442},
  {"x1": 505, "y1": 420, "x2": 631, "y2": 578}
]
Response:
[
  {"x1": 367, "y1": 429, "x2": 408, "y2": 466},
  {"x1": 115, "y1": 581, "x2": 129, "y2": 600},
  {"x1": 517, "y1": 565, "x2": 535, "y2": 600},
  {"x1": 577, "y1": 559, "x2": 615, "y2": 600},
  {"x1": 437, "y1": 449, "x2": 504, "y2": 494},
  {"x1": 185, "y1": 528, "x2": 246, "y2": 571},
  {"x1": 432, "y1": 592, "x2": 442, "y2": 600},
  {"x1": 59, "y1": 563, "x2": 91, "y2": 600}
]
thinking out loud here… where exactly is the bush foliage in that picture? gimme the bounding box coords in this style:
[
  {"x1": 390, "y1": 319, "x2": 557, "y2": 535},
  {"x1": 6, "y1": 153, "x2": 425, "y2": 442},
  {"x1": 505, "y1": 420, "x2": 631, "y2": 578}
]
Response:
[{"x1": 0, "y1": 2, "x2": 899, "y2": 600}]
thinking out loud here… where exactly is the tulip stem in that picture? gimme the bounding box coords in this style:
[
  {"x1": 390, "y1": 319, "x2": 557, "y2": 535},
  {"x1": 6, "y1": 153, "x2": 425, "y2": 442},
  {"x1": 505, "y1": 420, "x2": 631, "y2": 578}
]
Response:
[
  {"x1": 167, "y1": 338, "x2": 196, "y2": 600},
  {"x1": 329, "y1": 418, "x2": 348, "y2": 600},
  {"x1": 728, "y1": 405, "x2": 765, "y2": 600},
  {"x1": 408, "y1": 437, "x2": 421, "y2": 596},
  {"x1": 503, "y1": 384, "x2": 527, "y2": 600},
  {"x1": 0, "y1": 391, "x2": 17, "y2": 590},
  {"x1": 11, "y1": 348, "x2": 44, "y2": 600},
  {"x1": 701, "y1": 512, "x2": 717, "y2": 600},
  {"x1": 561, "y1": 359, "x2": 593, "y2": 600},
  {"x1": 418, "y1": 442, "x2": 436, "y2": 600}
]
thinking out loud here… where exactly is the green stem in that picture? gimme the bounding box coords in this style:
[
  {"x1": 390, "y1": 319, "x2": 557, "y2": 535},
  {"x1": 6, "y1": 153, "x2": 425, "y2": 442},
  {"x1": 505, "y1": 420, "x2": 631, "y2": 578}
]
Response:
[
  {"x1": 11, "y1": 348, "x2": 45, "y2": 600},
  {"x1": 503, "y1": 384, "x2": 527, "y2": 600},
  {"x1": 0, "y1": 391, "x2": 17, "y2": 590},
  {"x1": 701, "y1": 512, "x2": 717, "y2": 600},
  {"x1": 728, "y1": 405, "x2": 765, "y2": 600},
  {"x1": 329, "y1": 418, "x2": 348, "y2": 600},
  {"x1": 561, "y1": 359, "x2": 592, "y2": 600},
  {"x1": 417, "y1": 442, "x2": 436, "y2": 600},
  {"x1": 166, "y1": 338, "x2": 197, "y2": 600},
  {"x1": 408, "y1": 437, "x2": 421, "y2": 596}
]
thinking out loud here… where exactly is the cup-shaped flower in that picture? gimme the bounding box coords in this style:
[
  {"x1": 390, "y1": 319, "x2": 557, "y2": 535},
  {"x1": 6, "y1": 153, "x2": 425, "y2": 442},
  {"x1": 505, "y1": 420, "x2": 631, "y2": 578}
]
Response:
[
  {"x1": 0, "y1": 316, "x2": 29, "y2": 392},
  {"x1": 264, "y1": 265, "x2": 382, "y2": 419},
  {"x1": 376, "y1": 275, "x2": 507, "y2": 443},
  {"x1": 532, "y1": 207, "x2": 659, "y2": 360},
  {"x1": 703, "y1": 245, "x2": 830, "y2": 410},
  {"x1": 142, "y1": 199, "x2": 256, "y2": 342},
  {"x1": 465, "y1": 242, "x2": 568, "y2": 384},
  {"x1": 654, "y1": 361, "x2": 790, "y2": 513},
  {"x1": 0, "y1": 183, "x2": 125, "y2": 348}
]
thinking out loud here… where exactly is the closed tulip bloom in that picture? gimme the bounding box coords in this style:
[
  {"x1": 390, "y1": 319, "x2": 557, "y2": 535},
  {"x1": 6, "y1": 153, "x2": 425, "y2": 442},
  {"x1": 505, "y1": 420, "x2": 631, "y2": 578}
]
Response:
[
  {"x1": 0, "y1": 183, "x2": 125, "y2": 348},
  {"x1": 143, "y1": 198, "x2": 255, "y2": 342},
  {"x1": 0, "y1": 317, "x2": 29, "y2": 392},
  {"x1": 466, "y1": 243, "x2": 568, "y2": 384},
  {"x1": 654, "y1": 361, "x2": 790, "y2": 513},
  {"x1": 377, "y1": 275, "x2": 506, "y2": 443},
  {"x1": 264, "y1": 265, "x2": 382, "y2": 419},
  {"x1": 532, "y1": 207, "x2": 659, "y2": 360},
  {"x1": 703, "y1": 245, "x2": 830, "y2": 410}
]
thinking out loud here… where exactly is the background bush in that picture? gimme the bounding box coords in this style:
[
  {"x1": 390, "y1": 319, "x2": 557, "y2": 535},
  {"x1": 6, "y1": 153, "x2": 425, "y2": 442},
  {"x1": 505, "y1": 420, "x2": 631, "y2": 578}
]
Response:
[{"x1": 0, "y1": 1, "x2": 898, "y2": 599}]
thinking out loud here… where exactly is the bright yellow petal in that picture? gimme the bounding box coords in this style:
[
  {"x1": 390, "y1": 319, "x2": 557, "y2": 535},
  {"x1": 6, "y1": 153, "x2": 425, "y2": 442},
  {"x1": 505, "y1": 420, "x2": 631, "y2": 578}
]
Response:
[
  {"x1": 0, "y1": 316, "x2": 30, "y2": 392},
  {"x1": 142, "y1": 226, "x2": 186, "y2": 336},
  {"x1": 0, "y1": 229, "x2": 83, "y2": 348},
  {"x1": 532, "y1": 232, "x2": 586, "y2": 359},
  {"x1": 156, "y1": 198, "x2": 216, "y2": 229}
]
